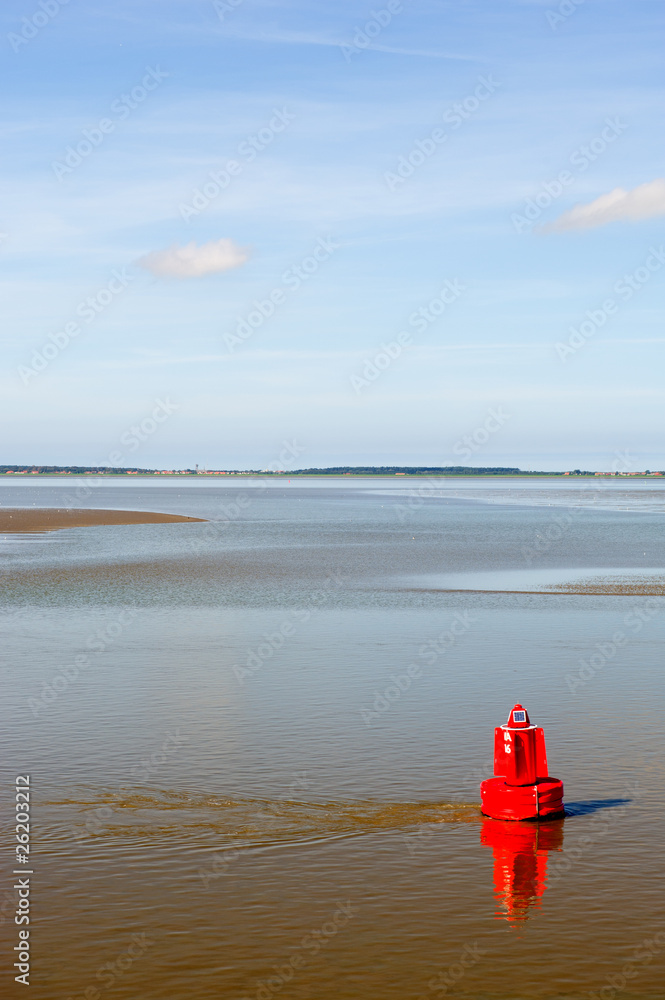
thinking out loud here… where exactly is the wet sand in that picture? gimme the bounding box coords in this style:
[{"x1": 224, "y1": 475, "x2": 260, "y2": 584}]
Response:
[
  {"x1": 0, "y1": 507, "x2": 206, "y2": 533},
  {"x1": 542, "y1": 575, "x2": 665, "y2": 596}
]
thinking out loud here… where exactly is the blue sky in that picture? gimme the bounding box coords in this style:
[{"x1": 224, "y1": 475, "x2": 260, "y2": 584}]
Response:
[{"x1": 1, "y1": 0, "x2": 664, "y2": 471}]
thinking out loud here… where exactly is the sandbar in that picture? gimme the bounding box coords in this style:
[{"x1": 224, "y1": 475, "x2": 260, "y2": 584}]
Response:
[{"x1": 0, "y1": 507, "x2": 206, "y2": 533}]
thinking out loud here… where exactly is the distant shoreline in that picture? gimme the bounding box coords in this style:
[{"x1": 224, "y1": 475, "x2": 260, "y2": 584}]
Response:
[{"x1": 0, "y1": 472, "x2": 662, "y2": 480}]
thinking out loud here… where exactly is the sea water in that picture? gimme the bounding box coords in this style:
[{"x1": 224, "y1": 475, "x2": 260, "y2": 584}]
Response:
[{"x1": 1, "y1": 478, "x2": 664, "y2": 999}]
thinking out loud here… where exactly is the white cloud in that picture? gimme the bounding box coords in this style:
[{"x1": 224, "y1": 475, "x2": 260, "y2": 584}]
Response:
[
  {"x1": 137, "y1": 238, "x2": 249, "y2": 278},
  {"x1": 544, "y1": 179, "x2": 665, "y2": 232}
]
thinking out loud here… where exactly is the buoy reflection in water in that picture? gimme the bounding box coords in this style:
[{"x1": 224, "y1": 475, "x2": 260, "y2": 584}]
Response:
[{"x1": 480, "y1": 816, "x2": 564, "y2": 924}]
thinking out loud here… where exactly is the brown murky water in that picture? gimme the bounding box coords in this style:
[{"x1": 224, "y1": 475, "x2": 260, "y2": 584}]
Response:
[{"x1": 1, "y1": 479, "x2": 664, "y2": 998}]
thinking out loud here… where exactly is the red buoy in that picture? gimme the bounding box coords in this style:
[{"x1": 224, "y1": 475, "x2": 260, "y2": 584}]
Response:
[{"x1": 480, "y1": 704, "x2": 564, "y2": 821}]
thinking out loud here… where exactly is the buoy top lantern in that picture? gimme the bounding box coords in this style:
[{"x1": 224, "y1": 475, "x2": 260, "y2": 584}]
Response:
[
  {"x1": 480, "y1": 704, "x2": 565, "y2": 821},
  {"x1": 507, "y1": 703, "x2": 530, "y2": 728}
]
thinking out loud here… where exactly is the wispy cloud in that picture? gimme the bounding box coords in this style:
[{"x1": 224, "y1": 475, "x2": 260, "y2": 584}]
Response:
[
  {"x1": 137, "y1": 238, "x2": 249, "y2": 278},
  {"x1": 215, "y1": 23, "x2": 475, "y2": 60},
  {"x1": 544, "y1": 179, "x2": 665, "y2": 232}
]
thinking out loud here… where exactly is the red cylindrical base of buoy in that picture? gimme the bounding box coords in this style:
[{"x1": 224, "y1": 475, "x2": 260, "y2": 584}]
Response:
[{"x1": 480, "y1": 776, "x2": 564, "y2": 821}]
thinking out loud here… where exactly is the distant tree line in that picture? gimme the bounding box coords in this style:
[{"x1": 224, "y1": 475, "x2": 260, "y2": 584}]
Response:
[
  {"x1": 1, "y1": 464, "x2": 529, "y2": 475},
  {"x1": 1, "y1": 464, "x2": 530, "y2": 475},
  {"x1": 288, "y1": 466, "x2": 528, "y2": 475},
  {"x1": 4, "y1": 465, "x2": 660, "y2": 476}
]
